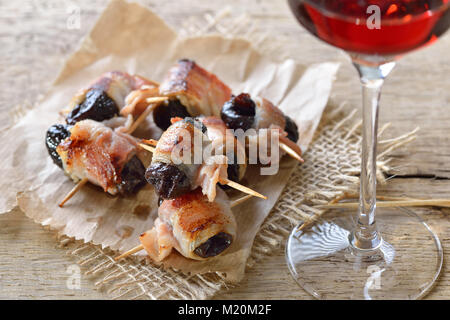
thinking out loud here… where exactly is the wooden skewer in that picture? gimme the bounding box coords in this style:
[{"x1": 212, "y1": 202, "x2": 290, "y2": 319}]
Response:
[
  {"x1": 58, "y1": 178, "x2": 89, "y2": 208},
  {"x1": 141, "y1": 139, "x2": 158, "y2": 146},
  {"x1": 114, "y1": 245, "x2": 144, "y2": 261},
  {"x1": 280, "y1": 143, "x2": 304, "y2": 163},
  {"x1": 144, "y1": 134, "x2": 303, "y2": 164},
  {"x1": 114, "y1": 194, "x2": 252, "y2": 261},
  {"x1": 138, "y1": 143, "x2": 155, "y2": 153},
  {"x1": 117, "y1": 237, "x2": 191, "y2": 262},
  {"x1": 145, "y1": 97, "x2": 167, "y2": 104},
  {"x1": 316, "y1": 199, "x2": 450, "y2": 209},
  {"x1": 219, "y1": 177, "x2": 267, "y2": 200},
  {"x1": 139, "y1": 143, "x2": 267, "y2": 199},
  {"x1": 127, "y1": 97, "x2": 168, "y2": 134}
]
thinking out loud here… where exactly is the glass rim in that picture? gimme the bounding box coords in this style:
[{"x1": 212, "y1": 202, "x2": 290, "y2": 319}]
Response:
[{"x1": 295, "y1": 0, "x2": 450, "y2": 24}]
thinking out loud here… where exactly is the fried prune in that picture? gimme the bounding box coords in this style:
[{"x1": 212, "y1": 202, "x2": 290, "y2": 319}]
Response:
[
  {"x1": 153, "y1": 99, "x2": 191, "y2": 131},
  {"x1": 118, "y1": 155, "x2": 147, "y2": 194},
  {"x1": 220, "y1": 93, "x2": 256, "y2": 131},
  {"x1": 194, "y1": 232, "x2": 233, "y2": 258},
  {"x1": 66, "y1": 88, "x2": 118, "y2": 125},
  {"x1": 145, "y1": 162, "x2": 191, "y2": 199},
  {"x1": 45, "y1": 124, "x2": 71, "y2": 168},
  {"x1": 284, "y1": 115, "x2": 299, "y2": 143}
]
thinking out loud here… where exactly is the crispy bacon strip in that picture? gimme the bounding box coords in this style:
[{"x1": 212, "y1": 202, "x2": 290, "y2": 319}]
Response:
[
  {"x1": 148, "y1": 118, "x2": 231, "y2": 201},
  {"x1": 199, "y1": 116, "x2": 247, "y2": 182},
  {"x1": 159, "y1": 59, "x2": 232, "y2": 117},
  {"x1": 61, "y1": 71, "x2": 159, "y2": 119},
  {"x1": 253, "y1": 96, "x2": 286, "y2": 130},
  {"x1": 139, "y1": 188, "x2": 236, "y2": 261},
  {"x1": 56, "y1": 120, "x2": 140, "y2": 195}
]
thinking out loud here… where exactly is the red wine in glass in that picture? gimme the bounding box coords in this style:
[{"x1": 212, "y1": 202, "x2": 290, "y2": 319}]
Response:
[
  {"x1": 288, "y1": 0, "x2": 450, "y2": 56},
  {"x1": 286, "y1": 0, "x2": 449, "y2": 300}
]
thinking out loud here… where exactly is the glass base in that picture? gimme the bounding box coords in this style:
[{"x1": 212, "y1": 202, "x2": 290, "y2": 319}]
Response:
[{"x1": 286, "y1": 207, "x2": 443, "y2": 299}]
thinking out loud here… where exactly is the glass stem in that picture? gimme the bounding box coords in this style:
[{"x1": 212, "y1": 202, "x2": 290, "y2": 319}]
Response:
[{"x1": 351, "y1": 61, "x2": 396, "y2": 250}]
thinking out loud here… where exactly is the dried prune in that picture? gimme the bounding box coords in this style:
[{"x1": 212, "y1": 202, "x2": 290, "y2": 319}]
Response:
[
  {"x1": 194, "y1": 232, "x2": 233, "y2": 258},
  {"x1": 45, "y1": 124, "x2": 71, "y2": 168},
  {"x1": 284, "y1": 115, "x2": 299, "y2": 143},
  {"x1": 118, "y1": 155, "x2": 146, "y2": 194},
  {"x1": 153, "y1": 99, "x2": 191, "y2": 131},
  {"x1": 220, "y1": 93, "x2": 256, "y2": 131},
  {"x1": 66, "y1": 88, "x2": 118, "y2": 125},
  {"x1": 145, "y1": 162, "x2": 191, "y2": 199}
]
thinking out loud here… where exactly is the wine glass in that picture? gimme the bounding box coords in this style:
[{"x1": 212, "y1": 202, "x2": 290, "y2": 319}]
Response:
[{"x1": 286, "y1": 0, "x2": 449, "y2": 299}]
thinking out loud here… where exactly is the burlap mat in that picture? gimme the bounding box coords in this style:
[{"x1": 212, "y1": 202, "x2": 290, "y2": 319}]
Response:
[{"x1": 21, "y1": 8, "x2": 418, "y2": 299}]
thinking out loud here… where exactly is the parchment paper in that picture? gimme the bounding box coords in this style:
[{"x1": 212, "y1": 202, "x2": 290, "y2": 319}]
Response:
[{"x1": 0, "y1": 0, "x2": 339, "y2": 282}]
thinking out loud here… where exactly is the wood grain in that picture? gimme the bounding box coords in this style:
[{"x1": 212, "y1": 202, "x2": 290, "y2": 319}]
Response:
[{"x1": 0, "y1": 0, "x2": 449, "y2": 299}]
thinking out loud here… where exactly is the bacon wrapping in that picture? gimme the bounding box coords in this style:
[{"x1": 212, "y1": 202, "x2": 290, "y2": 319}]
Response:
[
  {"x1": 139, "y1": 188, "x2": 236, "y2": 261},
  {"x1": 145, "y1": 117, "x2": 226, "y2": 202},
  {"x1": 55, "y1": 120, "x2": 146, "y2": 195},
  {"x1": 198, "y1": 116, "x2": 247, "y2": 183},
  {"x1": 145, "y1": 116, "x2": 247, "y2": 202},
  {"x1": 220, "y1": 93, "x2": 302, "y2": 159},
  {"x1": 153, "y1": 59, "x2": 232, "y2": 130},
  {"x1": 62, "y1": 71, "x2": 159, "y2": 125}
]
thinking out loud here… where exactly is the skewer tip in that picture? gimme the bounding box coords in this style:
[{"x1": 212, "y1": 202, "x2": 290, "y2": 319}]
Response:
[
  {"x1": 280, "y1": 143, "x2": 304, "y2": 163},
  {"x1": 58, "y1": 178, "x2": 88, "y2": 208},
  {"x1": 114, "y1": 244, "x2": 144, "y2": 261},
  {"x1": 138, "y1": 143, "x2": 155, "y2": 153},
  {"x1": 220, "y1": 178, "x2": 267, "y2": 200}
]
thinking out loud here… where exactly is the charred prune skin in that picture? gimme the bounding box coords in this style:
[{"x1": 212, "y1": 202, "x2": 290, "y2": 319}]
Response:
[
  {"x1": 227, "y1": 163, "x2": 240, "y2": 183},
  {"x1": 145, "y1": 162, "x2": 191, "y2": 199},
  {"x1": 284, "y1": 115, "x2": 299, "y2": 143},
  {"x1": 66, "y1": 88, "x2": 118, "y2": 125},
  {"x1": 118, "y1": 155, "x2": 147, "y2": 194},
  {"x1": 153, "y1": 99, "x2": 191, "y2": 131},
  {"x1": 218, "y1": 152, "x2": 240, "y2": 191},
  {"x1": 218, "y1": 163, "x2": 240, "y2": 191},
  {"x1": 194, "y1": 232, "x2": 233, "y2": 258},
  {"x1": 220, "y1": 93, "x2": 256, "y2": 131},
  {"x1": 45, "y1": 124, "x2": 71, "y2": 168}
]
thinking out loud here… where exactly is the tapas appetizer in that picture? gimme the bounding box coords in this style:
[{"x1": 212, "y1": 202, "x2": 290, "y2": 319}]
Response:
[
  {"x1": 46, "y1": 120, "x2": 146, "y2": 206},
  {"x1": 221, "y1": 93, "x2": 303, "y2": 162},
  {"x1": 115, "y1": 189, "x2": 252, "y2": 262},
  {"x1": 144, "y1": 117, "x2": 263, "y2": 201},
  {"x1": 44, "y1": 58, "x2": 304, "y2": 263},
  {"x1": 153, "y1": 59, "x2": 232, "y2": 130},
  {"x1": 61, "y1": 71, "x2": 161, "y2": 125}
]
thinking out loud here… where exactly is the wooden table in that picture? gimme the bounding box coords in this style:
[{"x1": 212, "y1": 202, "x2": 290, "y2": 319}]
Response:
[{"x1": 0, "y1": 0, "x2": 449, "y2": 299}]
